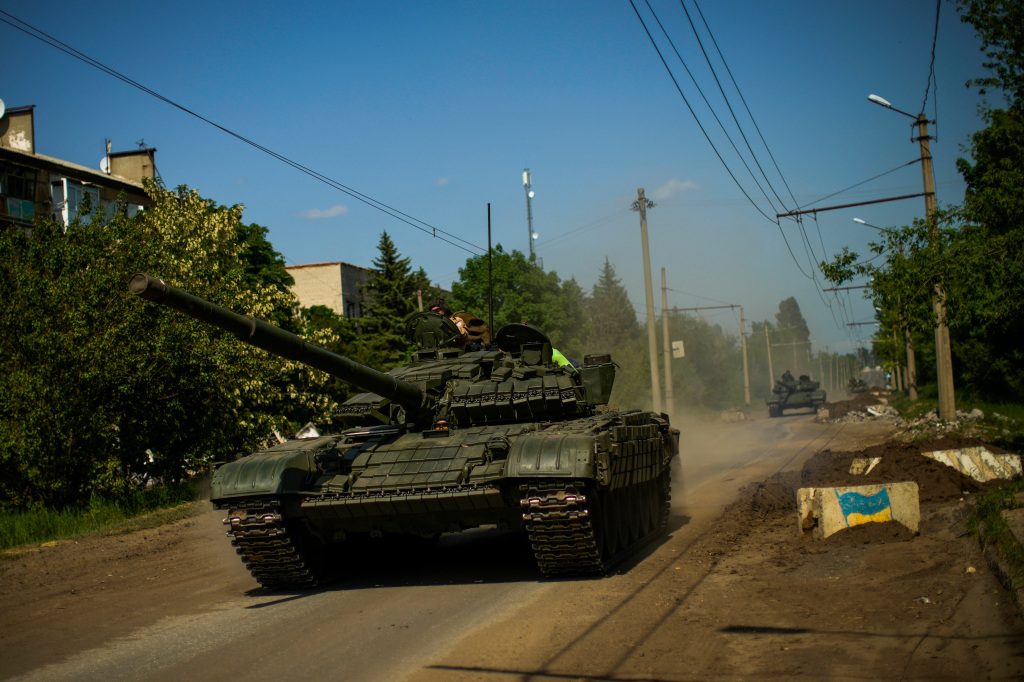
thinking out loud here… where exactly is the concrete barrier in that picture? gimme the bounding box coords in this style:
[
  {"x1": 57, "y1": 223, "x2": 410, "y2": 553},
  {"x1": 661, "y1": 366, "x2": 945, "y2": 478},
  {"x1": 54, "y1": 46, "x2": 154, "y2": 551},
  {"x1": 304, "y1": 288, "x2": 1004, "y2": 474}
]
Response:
[
  {"x1": 922, "y1": 447, "x2": 1022, "y2": 482},
  {"x1": 797, "y1": 481, "x2": 920, "y2": 539}
]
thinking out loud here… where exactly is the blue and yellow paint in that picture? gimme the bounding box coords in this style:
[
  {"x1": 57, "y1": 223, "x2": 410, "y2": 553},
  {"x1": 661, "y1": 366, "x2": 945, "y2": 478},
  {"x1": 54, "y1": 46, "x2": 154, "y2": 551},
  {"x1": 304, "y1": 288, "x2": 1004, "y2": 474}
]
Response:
[{"x1": 836, "y1": 487, "x2": 893, "y2": 527}]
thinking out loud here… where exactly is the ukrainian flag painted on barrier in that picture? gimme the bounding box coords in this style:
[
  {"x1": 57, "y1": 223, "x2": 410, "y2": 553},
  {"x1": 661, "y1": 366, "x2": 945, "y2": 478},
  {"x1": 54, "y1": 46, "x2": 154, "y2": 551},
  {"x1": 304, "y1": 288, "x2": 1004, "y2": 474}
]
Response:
[{"x1": 835, "y1": 487, "x2": 893, "y2": 527}]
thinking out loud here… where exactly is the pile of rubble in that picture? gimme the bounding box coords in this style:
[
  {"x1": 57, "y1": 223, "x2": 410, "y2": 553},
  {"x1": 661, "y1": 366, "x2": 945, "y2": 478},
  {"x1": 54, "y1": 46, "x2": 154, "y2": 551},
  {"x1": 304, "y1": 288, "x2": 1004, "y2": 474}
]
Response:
[
  {"x1": 816, "y1": 391, "x2": 887, "y2": 422},
  {"x1": 818, "y1": 391, "x2": 1020, "y2": 443}
]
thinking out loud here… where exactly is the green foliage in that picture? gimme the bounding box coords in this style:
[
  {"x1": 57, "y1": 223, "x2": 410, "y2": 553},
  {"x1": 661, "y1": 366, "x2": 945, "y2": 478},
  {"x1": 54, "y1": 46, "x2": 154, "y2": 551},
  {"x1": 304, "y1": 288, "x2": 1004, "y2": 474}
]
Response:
[
  {"x1": 0, "y1": 181, "x2": 338, "y2": 511},
  {"x1": 956, "y1": 0, "x2": 1024, "y2": 105},
  {"x1": 360, "y1": 231, "x2": 423, "y2": 368},
  {"x1": 774, "y1": 297, "x2": 811, "y2": 347},
  {"x1": 449, "y1": 244, "x2": 575, "y2": 350},
  {"x1": 662, "y1": 313, "x2": 744, "y2": 410},
  {"x1": 587, "y1": 258, "x2": 640, "y2": 354}
]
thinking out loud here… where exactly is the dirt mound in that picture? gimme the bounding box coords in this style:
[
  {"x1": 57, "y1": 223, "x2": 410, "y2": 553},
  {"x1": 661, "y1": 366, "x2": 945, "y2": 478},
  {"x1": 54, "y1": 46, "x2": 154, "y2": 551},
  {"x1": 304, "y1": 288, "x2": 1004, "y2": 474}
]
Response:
[
  {"x1": 823, "y1": 391, "x2": 882, "y2": 419},
  {"x1": 725, "y1": 434, "x2": 1011, "y2": 533},
  {"x1": 803, "y1": 435, "x2": 1011, "y2": 503}
]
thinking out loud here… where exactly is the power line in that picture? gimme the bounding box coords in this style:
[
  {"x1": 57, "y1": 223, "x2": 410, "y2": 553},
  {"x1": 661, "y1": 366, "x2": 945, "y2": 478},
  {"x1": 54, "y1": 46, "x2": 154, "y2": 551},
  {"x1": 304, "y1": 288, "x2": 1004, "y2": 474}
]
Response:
[
  {"x1": 626, "y1": 0, "x2": 778, "y2": 226},
  {"x1": 690, "y1": 0, "x2": 801, "y2": 213},
  {"x1": 0, "y1": 9, "x2": 485, "y2": 256},
  {"x1": 920, "y1": 0, "x2": 942, "y2": 123},
  {"x1": 644, "y1": 0, "x2": 784, "y2": 216},
  {"x1": 678, "y1": 0, "x2": 790, "y2": 213},
  {"x1": 628, "y1": 0, "x2": 822, "y2": 285}
]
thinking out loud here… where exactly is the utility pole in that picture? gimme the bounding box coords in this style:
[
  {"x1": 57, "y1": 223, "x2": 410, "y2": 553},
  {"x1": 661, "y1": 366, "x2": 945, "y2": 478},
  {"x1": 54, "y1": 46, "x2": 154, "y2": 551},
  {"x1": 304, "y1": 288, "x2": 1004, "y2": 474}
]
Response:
[
  {"x1": 764, "y1": 325, "x2": 775, "y2": 390},
  {"x1": 917, "y1": 114, "x2": 955, "y2": 419},
  {"x1": 866, "y1": 95, "x2": 954, "y2": 418},
  {"x1": 739, "y1": 306, "x2": 751, "y2": 405},
  {"x1": 633, "y1": 188, "x2": 662, "y2": 413},
  {"x1": 522, "y1": 169, "x2": 536, "y2": 261},
  {"x1": 660, "y1": 268, "x2": 675, "y2": 416},
  {"x1": 671, "y1": 303, "x2": 751, "y2": 406}
]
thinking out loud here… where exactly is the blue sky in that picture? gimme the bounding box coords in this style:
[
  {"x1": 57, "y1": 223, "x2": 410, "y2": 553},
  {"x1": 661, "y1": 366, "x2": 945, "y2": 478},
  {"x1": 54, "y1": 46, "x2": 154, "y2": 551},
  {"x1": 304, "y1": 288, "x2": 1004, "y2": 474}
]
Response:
[{"x1": 1, "y1": 1, "x2": 988, "y2": 354}]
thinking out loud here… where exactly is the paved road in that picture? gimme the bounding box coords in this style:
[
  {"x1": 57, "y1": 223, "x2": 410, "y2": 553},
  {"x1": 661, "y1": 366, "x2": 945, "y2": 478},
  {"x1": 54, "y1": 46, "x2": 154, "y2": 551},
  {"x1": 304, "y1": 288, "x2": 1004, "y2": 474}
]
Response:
[{"x1": 11, "y1": 413, "x2": 836, "y2": 682}]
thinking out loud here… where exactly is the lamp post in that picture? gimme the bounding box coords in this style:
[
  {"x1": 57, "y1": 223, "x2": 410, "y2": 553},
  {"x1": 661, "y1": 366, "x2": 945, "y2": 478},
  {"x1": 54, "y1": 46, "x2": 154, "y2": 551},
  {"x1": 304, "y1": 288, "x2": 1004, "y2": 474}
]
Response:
[
  {"x1": 867, "y1": 93, "x2": 953, "y2": 418},
  {"x1": 522, "y1": 169, "x2": 537, "y2": 261},
  {"x1": 854, "y1": 217, "x2": 917, "y2": 400}
]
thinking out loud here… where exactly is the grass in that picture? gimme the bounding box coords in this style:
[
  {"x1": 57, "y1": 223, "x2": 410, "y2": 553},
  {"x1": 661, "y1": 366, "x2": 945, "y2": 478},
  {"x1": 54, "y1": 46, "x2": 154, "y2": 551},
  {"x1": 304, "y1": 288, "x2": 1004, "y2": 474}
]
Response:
[
  {"x1": 966, "y1": 478, "x2": 1024, "y2": 596},
  {"x1": 0, "y1": 483, "x2": 203, "y2": 552}
]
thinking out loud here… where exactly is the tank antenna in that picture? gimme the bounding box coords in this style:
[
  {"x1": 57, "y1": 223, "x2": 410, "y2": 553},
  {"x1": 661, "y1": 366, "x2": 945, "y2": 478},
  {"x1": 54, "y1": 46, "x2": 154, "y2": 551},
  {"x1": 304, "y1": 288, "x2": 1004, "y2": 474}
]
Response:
[{"x1": 487, "y1": 203, "x2": 494, "y2": 339}]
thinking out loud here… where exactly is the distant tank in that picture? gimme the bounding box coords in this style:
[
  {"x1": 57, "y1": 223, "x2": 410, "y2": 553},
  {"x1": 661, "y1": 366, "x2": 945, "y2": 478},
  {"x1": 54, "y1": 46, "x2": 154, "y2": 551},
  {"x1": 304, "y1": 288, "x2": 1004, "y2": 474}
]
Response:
[
  {"x1": 766, "y1": 372, "x2": 826, "y2": 418},
  {"x1": 130, "y1": 273, "x2": 679, "y2": 589}
]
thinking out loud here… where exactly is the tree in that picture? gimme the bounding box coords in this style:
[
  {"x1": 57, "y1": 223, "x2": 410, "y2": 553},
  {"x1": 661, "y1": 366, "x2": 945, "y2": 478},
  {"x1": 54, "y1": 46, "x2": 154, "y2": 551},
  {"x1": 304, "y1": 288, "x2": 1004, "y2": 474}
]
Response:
[
  {"x1": 0, "y1": 181, "x2": 338, "y2": 510},
  {"x1": 360, "y1": 231, "x2": 421, "y2": 368},
  {"x1": 449, "y1": 245, "x2": 565, "y2": 339},
  {"x1": 956, "y1": 0, "x2": 1024, "y2": 105},
  {"x1": 587, "y1": 258, "x2": 639, "y2": 353}
]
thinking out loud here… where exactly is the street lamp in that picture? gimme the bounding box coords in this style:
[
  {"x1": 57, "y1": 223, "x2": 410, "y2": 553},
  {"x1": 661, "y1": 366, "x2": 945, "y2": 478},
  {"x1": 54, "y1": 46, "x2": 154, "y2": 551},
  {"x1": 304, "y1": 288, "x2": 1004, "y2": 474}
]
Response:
[{"x1": 867, "y1": 91, "x2": 953, "y2": 417}]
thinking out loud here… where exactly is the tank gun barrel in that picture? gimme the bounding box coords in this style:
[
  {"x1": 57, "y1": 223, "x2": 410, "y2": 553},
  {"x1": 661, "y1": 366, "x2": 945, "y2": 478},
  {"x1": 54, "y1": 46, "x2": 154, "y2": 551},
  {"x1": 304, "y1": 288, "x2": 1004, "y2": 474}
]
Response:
[{"x1": 129, "y1": 273, "x2": 425, "y2": 414}]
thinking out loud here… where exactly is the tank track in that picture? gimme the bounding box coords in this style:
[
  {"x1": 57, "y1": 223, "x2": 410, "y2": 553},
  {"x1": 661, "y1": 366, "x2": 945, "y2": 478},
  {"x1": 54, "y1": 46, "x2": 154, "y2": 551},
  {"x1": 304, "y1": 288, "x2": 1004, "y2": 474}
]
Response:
[
  {"x1": 520, "y1": 471, "x2": 670, "y2": 577},
  {"x1": 223, "y1": 499, "x2": 321, "y2": 590}
]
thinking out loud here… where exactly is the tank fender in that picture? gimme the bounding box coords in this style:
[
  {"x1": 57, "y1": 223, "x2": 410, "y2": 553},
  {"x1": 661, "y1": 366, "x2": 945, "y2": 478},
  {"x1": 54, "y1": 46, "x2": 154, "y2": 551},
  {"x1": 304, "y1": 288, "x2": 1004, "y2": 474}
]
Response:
[
  {"x1": 505, "y1": 432, "x2": 597, "y2": 478},
  {"x1": 211, "y1": 435, "x2": 338, "y2": 501}
]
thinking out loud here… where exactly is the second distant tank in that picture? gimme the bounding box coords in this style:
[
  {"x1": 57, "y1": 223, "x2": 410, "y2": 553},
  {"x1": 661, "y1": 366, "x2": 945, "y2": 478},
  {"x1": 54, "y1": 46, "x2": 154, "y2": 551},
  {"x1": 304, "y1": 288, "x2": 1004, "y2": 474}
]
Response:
[{"x1": 766, "y1": 371, "x2": 826, "y2": 417}]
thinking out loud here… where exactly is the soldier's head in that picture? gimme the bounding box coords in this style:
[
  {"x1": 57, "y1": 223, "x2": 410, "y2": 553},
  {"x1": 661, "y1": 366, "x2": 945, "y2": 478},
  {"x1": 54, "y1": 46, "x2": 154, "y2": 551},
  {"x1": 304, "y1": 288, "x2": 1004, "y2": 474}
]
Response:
[{"x1": 429, "y1": 298, "x2": 452, "y2": 316}]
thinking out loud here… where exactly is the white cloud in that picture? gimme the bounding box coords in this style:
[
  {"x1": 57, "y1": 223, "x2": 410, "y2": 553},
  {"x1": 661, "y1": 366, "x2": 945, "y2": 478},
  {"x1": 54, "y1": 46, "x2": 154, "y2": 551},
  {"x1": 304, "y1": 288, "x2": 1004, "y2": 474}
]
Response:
[
  {"x1": 651, "y1": 179, "x2": 697, "y2": 201},
  {"x1": 299, "y1": 204, "x2": 349, "y2": 219},
  {"x1": 436, "y1": 177, "x2": 450, "y2": 186}
]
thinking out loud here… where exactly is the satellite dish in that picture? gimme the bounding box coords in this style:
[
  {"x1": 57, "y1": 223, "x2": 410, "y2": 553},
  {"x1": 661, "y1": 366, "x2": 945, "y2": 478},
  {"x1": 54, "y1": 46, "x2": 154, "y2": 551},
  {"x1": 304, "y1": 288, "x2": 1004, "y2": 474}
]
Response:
[
  {"x1": 0, "y1": 98, "x2": 6, "y2": 119},
  {"x1": 99, "y1": 156, "x2": 110, "y2": 174}
]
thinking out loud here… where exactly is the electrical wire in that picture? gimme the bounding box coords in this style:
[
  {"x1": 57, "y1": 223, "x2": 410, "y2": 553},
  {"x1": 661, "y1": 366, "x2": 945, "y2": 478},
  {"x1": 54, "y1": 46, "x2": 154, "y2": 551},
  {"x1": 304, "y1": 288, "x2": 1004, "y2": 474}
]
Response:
[
  {"x1": 0, "y1": 9, "x2": 485, "y2": 256},
  {"x1": 626, "y1": 0, "x2": 778, "y2": 225},
  {"x1": 920, "y1": 0, "x2": 941, "y2": 122},
  {"x1": 798, "y1": 159, "x2": 921, "y2": 211},
  {"x1": 643, "y1": 0, "x2": 783, "y2": 216},
  {"x1": 678, "y1": 0, "x2": 790, "y2": 213},
  {"x1": 628, "y1": 0, "x2": 822, "y2": 285}
]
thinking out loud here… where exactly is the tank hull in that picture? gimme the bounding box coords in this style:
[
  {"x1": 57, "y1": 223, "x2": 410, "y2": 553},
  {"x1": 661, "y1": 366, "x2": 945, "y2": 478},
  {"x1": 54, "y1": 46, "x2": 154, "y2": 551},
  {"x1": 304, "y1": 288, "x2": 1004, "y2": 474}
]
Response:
[{"x1": 214, "y1": 410, "x2": 677, "y2": 588}]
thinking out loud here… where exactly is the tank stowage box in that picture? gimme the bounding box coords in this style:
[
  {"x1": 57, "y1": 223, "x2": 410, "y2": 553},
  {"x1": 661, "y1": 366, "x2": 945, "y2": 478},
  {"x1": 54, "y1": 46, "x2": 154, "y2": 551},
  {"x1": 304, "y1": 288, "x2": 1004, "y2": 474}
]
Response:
[{"x1": 130, "y1": 273, "x2": 679, "y2": 589}]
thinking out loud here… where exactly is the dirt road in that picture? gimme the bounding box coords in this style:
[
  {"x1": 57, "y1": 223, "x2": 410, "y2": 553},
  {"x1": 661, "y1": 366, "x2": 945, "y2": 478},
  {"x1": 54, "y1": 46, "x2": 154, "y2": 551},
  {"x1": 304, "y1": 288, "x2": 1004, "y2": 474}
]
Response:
[{"x1": 2, "y1": 413, "x2": 1022, "y2": 681}]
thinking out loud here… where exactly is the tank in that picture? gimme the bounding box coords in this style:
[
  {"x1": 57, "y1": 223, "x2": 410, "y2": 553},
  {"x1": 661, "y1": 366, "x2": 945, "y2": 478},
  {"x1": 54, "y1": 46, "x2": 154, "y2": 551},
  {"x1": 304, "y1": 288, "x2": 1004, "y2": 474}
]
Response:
[
  {"x1": 130, "y1": 273, "x2": 679, "y2": 589},
  {"x1": 766, "y1": 372, "x2": 826, "y2": 418}
]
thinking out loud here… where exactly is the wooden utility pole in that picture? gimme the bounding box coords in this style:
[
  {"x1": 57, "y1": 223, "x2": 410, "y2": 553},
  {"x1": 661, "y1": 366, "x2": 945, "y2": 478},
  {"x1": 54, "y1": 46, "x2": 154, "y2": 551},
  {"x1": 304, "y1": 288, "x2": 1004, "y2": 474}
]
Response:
[
  {"x1": 764, "y1": 325, "x2": 775, "y2": 389},
  {"x1": 917, "y1": 114, "x2": 955, "y2": 419},
  {"x1": 739, "y1": 306, "x2": 750, "y2": 405},
  {"x1": 660, "y1": 268, "x2": 675, "y2": 417},
  {"x1": 633, "y1": 188, "x2": 662, "y2": 413}
]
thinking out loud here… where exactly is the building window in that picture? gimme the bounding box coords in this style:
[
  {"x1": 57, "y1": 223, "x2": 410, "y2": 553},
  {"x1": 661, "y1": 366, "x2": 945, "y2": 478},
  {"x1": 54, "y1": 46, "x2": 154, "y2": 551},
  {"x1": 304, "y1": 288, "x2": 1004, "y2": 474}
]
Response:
[
  {"x1": 0, "y1": 164, "x2": 38, "y2": 222},
  {"x1": 51, "y1": 178, "x2": 107, "y2": 226}
]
